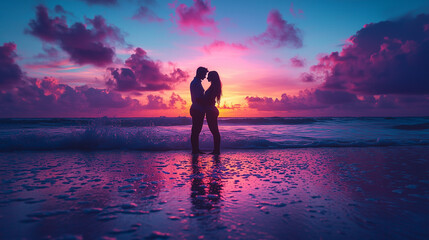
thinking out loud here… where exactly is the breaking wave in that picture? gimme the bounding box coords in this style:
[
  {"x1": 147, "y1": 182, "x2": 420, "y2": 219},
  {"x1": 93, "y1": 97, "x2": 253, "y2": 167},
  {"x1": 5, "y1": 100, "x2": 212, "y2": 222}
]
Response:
[{"x1": 1, "y1": 125, "x2": 428, "y2": 152}]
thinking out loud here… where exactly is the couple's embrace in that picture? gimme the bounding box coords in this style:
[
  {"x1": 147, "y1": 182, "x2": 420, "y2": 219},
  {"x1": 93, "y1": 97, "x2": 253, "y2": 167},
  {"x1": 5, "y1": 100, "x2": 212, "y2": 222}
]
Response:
[{"x1": 190, "y1": 67, "x2": 222, "y2": 155}]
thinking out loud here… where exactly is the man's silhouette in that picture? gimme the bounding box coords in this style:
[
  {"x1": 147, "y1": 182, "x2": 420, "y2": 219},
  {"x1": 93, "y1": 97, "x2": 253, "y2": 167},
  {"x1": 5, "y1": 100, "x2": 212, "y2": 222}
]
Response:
[{"x1": 190, "y1": 67, "x2": 208, "y2": 154}]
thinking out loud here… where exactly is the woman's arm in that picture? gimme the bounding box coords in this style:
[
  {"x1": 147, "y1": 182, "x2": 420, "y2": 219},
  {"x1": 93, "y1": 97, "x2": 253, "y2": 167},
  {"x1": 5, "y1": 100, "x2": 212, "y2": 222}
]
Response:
[{"x1": 203, "y1": 88, "x2": 213, "y2": 104}]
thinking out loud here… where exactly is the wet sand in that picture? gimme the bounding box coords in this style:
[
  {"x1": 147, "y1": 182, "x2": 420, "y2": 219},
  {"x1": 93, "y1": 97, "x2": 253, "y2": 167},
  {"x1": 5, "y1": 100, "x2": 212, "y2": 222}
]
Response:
[{"x1": 0, "y1": 146, "x2": 428, "y2": 239}]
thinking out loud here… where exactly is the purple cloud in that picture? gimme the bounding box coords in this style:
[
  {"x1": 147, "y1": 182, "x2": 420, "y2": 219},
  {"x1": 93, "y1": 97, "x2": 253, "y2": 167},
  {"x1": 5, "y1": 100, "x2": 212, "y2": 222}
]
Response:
[
  {"x1": 143, "y1": 94, "x2": 168, "y2": 109},
  {"x1": 246, "y1": 90, "x2": 326, "y2": 111},
  {"x1": 132, "y1": 6, "x2": 163, "y2": 22},
  {"x1": 312, "y1": 14, "x2": 429, "y2": 95},
  {"x1": 27, "y1": 5, "x2": 125, "y2": 67},
  {"x1": 106, "y1": 68, "x2": 141, "y2": 92},
  {"x1": 106, "y1": 48, "x2": 189, "y2": 92},
  {"x1": 0, "y1": 77, "x2": 190, "y2": 117},
  {"x1": 246, "y1": 89, "x2": 429, "y2": 115},
  {"x1": 138, "y1": 93, "x2": 187, "y2": 110},
  {"x1": 170, "y1": 0, "x2": 218, "y2": 36},
  {"x1": 80, "y1": 0, "x2": 117, "y2": 6},
  {"x1": 0, "y1": 42, "x2": 23, "y2": 89},
  {"x1": 34, "y1": 46, "x2": 60, "y2": 59},
  {"x1": 290, "y1": 56, "x2": 305, "y2": 67},
  {"x1": 253, "y1": 10, "x2": 302, "y2": 48},
  {"x1": 246, "y1": 14, "x2": 429, "y2": 116},
  {"x1": 0, "y1": 76, "x2": 142, "y2": 117},
  {"x1": 139, "y1": 93, "x2": 187, "y2": 110},
  {"x1": 0, "y1": 75, "x2": 190, "y2": 117},
  {"x1": 300, "y1": 73, "x2": 315, "y2": 82}
]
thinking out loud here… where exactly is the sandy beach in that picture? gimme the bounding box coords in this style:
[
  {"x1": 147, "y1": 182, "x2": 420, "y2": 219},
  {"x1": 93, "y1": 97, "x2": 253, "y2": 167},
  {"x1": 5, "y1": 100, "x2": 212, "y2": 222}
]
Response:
[{"x1": 0, "y1": 146, "x2": 428, "y2": 239}]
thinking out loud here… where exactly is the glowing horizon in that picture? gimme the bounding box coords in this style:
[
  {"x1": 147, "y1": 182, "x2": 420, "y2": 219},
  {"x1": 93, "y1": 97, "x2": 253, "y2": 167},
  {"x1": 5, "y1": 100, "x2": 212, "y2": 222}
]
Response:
[{"x1": 1, "y1": 0, "x2": 429, "y2": 117}]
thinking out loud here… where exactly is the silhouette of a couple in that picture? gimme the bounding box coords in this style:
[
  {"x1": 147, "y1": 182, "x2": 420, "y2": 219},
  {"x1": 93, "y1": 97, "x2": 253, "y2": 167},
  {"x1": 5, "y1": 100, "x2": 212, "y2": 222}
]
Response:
[{"x1": 190, "y1": 67, "x2": 221, "y2": 155}]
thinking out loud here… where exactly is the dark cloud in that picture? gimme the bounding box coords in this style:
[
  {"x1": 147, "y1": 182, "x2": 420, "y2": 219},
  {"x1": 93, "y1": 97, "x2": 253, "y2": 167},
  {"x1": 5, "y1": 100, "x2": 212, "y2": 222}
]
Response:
[
  {"x1": 106, "y1": 68, "x2": 141, "y2": 91},
  {"x1": 80, "y1": 0, "x2": 117, "y2": 6},
  {"x1": 106, "y1": 48, "x2": 189, "y2": 92},
  {"x1": 132, "y1": 6, "x2": 163, "y2": 22},
  {"x1": 170, "y1": 0, "x2": 218, "y2": 36},
  {"x1": 54, "y1": 5, "x2": 67, "y2": 14},
  {"x1": 0, "y1": 76, "x2": 142, "y2": 117},
  {"x1": 253, "y1": 10, "x2": 302, "y2": 48},
  {"x1": 0, "y1": 42, "x2": 23, "y2": 89},
  {"x1": 312, "y1": 14, "x2": 429, "y2": 95},
  {"x1": 27, "y1": 5, "x2": 124, "y2": 67}
]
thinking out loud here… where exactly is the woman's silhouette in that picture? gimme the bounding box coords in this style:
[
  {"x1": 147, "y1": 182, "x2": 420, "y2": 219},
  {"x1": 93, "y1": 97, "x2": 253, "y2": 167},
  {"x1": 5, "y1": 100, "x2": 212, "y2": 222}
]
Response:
[{"x1": 204, "y1": 71, "x2": 222, "y2": 154}]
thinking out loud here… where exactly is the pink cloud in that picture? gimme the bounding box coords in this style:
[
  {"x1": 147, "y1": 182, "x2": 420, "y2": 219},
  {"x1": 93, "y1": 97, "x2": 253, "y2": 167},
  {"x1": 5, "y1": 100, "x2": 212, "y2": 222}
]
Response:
[
  {"x1": 202, "y1": 40, "x2": 248, "y2": 54},
  {"x1": 142, "y1": 94, "x2": 168, "y2": 109},
  {"x1": 141, "y1": 93, "x2": 187, "y2": 109},
  {"x1": 169, "y1": 92, "x2": 187, "y2": 109},
  {"x1": 246, "y1": 90, "x2": 326, "y2": 111},
  {"x1": 253, "y1": 10, "x2": 302, "y2": 48},
  {"x1": 27, "y1": 5, "x2": 125, "y2": 67},
  {"x1": 170, "y1": 0, "x2": 218, "y2": 36},
  {"x1": 106, "y1": 48, "x2": 189, "y2": 92},
  {"x1": 290, "y1": 56, "x2": 305, "y2": 67},
  {"x1": 24, "y1": 59, "x2": 81, "y2": 71}
]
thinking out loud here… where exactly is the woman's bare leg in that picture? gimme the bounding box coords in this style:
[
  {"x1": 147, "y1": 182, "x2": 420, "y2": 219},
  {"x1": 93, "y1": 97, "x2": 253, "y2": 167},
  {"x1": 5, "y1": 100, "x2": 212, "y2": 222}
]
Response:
[{"x1": 206, "y1": 111, "x2": 220, "y2": 154}]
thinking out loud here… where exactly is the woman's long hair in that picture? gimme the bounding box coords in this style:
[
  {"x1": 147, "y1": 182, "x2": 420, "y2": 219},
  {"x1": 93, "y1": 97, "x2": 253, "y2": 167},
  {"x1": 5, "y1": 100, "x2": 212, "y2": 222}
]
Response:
[{"x1": 208, "y1": 71, "x2": 222, "y2": 105}]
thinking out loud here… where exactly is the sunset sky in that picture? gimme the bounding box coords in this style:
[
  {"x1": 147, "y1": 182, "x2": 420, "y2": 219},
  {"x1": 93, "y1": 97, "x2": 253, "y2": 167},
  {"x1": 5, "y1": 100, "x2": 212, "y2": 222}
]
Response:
[{"x1": 1, "y1": 0, "x2": 429, "y2": 117}]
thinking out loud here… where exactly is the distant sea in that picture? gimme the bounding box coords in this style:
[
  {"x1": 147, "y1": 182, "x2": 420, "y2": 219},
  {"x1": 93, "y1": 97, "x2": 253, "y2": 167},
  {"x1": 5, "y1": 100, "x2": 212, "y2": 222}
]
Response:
[{"x1": 0, "y1": 117, "x2": 428, "y2": 151}]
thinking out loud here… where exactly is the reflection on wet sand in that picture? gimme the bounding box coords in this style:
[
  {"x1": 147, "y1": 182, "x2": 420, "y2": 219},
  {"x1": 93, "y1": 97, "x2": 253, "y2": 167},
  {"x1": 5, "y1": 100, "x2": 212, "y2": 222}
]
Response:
[
  {"x1": 189, "y1": 155, "x2": 223, "y2": 231},
  {"x1": 0, "y1": 147, "x2": 428, "y2": 239}
]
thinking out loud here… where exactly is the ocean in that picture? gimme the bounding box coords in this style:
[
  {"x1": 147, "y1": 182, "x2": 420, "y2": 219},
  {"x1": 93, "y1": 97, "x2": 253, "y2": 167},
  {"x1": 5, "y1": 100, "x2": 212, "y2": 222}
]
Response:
[
  {"x1": 0, "y1": 117, "x2": 428, "y2": 151},
  {"x1": 0, "y1": 117, "x2": 428, "y2": 239}
]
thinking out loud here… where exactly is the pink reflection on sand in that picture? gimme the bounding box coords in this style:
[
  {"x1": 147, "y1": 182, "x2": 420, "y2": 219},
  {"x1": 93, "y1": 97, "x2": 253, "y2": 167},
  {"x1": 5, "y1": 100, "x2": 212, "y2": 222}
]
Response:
[{"x1": 0, "y1": 148, "x2": 427, "y2": 239}]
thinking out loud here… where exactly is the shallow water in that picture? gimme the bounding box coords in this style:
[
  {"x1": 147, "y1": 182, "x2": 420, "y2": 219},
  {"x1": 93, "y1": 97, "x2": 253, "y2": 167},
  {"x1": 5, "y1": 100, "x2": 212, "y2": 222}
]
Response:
[
  {"x1": 1, "y1": 117, "x2": 429, "y2": 151},
  {"x1": 0, "y1": 147, "x2": 428, "y2": 239}
]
